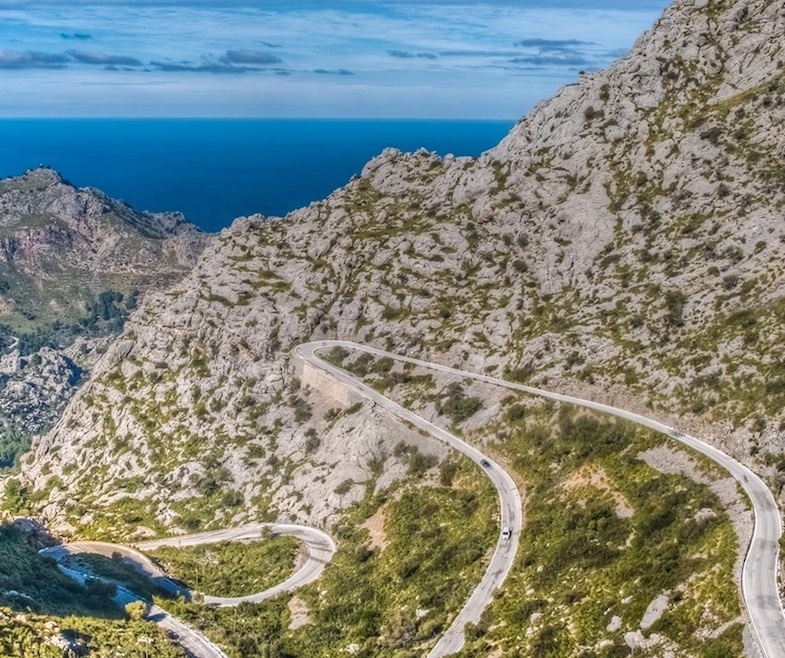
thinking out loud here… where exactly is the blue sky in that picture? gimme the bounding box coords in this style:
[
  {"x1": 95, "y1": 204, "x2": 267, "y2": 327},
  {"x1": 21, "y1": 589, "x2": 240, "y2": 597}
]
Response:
[{"x1": 0, "y1": 1, "x2": 669, "y2": 118}]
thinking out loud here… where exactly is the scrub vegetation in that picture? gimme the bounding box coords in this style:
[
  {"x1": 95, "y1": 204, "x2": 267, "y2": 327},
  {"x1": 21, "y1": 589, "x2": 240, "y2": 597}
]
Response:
[
  {"x1": 332, "y1": 350, "x2": 744, "y2": 658},
  {"x1": 157, "y1": 456, "x2": 497, "y2": 657},
  {"x1": 457, "y1": 399, "x2": 742, "y2": 658},
  {"x1": 0, "y1": 611, "x2": 185, "y2": 658},
  {"x1": 146, "y1": 536, "x2": 300, "y2": 598},
  {"x1": 0, "y1": 289, "x2": 137, "y2": 356},
  {"x1": 0, "y1": 522, "x2": 184, "y2": 657}
]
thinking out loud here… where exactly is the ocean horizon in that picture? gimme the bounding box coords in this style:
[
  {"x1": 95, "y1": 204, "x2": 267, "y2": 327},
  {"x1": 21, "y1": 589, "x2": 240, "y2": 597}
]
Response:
[{"x1": 0, "y1": 119, "x2": 514, "y2": 233}]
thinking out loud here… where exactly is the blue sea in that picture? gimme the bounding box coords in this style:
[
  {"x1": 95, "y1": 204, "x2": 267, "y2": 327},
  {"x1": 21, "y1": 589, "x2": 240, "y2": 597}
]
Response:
[{"x1": 0, "y1": 119, "x2": 513, "y2": 233}]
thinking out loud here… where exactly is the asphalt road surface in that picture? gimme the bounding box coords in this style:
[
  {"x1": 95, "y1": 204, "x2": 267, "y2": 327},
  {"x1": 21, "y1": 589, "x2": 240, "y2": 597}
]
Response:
[
  {"x1": 298, "y1": 340, "x2": 785, "y2": 658},
  {"x1": 137, "y1": 523, "x2": 336, "y2": 606},
  {"x1": 42, "y1": 338, "x2": 784, "y2": 658},
  {"x1": 43, "y1": 560, "x2": 230, "y2": 658},
  {"x1": 42, "y1": 539, "x2": 187, "y2": 597}
]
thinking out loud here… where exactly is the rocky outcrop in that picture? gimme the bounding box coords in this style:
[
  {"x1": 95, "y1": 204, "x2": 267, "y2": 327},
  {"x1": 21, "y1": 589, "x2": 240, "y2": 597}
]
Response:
[
  {"x1": 19, "y1": 0, "x2": 785, "y2": 533},
  {"x1": 0, "y1": 167, "x2": 206, "y2": 293},
  {"x1": 0, "y1": 349, "x2": 82, "y2": 458}
]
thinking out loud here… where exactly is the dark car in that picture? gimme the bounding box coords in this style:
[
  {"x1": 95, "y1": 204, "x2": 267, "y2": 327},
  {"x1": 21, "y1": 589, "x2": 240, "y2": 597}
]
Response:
[{"x1": 480, "y1": 459, "x2": 491, "y2": 468}]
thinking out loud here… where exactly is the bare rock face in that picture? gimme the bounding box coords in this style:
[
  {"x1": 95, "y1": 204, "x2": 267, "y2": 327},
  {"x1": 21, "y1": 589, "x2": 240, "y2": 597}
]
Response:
[
  {"x1": 18, "y1": 0, "x2": 785, "y2": 533},
  {"x1": 0, "y1": 167, "x2": 206, "y2": 289},
  {"x1": 0, "y1": 349, "x2": 82, "y2": 461}
]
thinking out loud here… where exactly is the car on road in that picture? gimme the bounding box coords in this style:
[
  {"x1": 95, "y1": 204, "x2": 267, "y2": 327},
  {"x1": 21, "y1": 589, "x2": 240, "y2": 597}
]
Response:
[
  {"x1": 501, "y1": 526, "x2": 512, "y2": 540},
  {"x1": 480, "y1": 459, "x2": 491, "y2": 468}
]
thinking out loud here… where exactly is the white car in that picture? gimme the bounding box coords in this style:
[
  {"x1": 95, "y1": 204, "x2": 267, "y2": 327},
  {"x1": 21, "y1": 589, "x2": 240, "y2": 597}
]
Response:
[{"x1": 501, "y1": 526, "x2": 512, "y2": 540}]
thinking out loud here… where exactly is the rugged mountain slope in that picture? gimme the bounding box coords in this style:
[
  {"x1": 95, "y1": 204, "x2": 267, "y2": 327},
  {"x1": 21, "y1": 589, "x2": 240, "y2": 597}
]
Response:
[
  {"x1": 0, "y1": 167, "x2": 204, "y2": 335},
  {"x1": 18, "y1": 0, "x2": 785, "y2": 537},
  {"x1": 0, "y1": 168, "x2": 208, "y2": 467}
]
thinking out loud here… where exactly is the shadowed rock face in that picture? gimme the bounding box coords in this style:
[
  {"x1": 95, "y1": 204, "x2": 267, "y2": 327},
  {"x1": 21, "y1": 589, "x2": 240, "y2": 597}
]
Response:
[
  {"x1": 0, "y1": 167, "x2": 210, "y2": 469},
  {"x1": 19, "y1": 0, "x2": 785, "y2": 532}
]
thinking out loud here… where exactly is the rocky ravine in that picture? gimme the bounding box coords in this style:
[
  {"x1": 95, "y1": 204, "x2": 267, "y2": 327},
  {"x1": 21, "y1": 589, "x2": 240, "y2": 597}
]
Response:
[
  {"x1": 19, "y1": 0, "x2": 785, "y2": 537},
  {"x1": 0, "y1": 168, "x2": 208, "y2": 468}
]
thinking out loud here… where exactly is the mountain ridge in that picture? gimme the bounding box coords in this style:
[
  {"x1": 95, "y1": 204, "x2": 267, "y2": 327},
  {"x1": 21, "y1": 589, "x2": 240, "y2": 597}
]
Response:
[{"x1": 1, "y1": 1, "x2": 782, "y2": 655}]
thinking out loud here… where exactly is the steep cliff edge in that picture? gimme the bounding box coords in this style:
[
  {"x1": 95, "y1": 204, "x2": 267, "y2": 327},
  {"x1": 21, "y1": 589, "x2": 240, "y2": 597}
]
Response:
[{"x1": 18, "y1": 0, "x2": 785, "y2": 535}]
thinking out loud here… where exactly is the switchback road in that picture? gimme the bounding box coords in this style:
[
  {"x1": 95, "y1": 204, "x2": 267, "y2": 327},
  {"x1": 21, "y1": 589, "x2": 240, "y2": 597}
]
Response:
[
  {"x1": 137, "y1": 523, "x2": 336, "y2": 606},
  {"x1": 41, "y1": 523, "x2": 335, "y2": 658},
  {"x1": 297, "y1": 340, "x2": 785, "y2": 658},
  {"x1": 44, "y1": 339, "x2": 784, "y2": 658},
  {"x1": 44, "y1": 560, "x2": 230, "y2": 658}
]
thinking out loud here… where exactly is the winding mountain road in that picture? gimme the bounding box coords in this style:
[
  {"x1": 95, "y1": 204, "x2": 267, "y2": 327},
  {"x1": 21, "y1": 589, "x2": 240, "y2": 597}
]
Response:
[
  {"x1": 44, "y1": 560, "x2": 230, "y2": 658},
  {"x1": 137, "y1": 523, "x2": 336, "y2": 606},
  {"x1": 43, "y1": 339, "x2": 784, "y2": 658},
  {"x1": 298, "y1": 340, "x2": 785, "y2": 658},
  {"x1": 297, "y1": 341, "x2": 523, "y2": 657},
  {"x1": 41, "y1": 523, "x2": 335, "y2": 658}
]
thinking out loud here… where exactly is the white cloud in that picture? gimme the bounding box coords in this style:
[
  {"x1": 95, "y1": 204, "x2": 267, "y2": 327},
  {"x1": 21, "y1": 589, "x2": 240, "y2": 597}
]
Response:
[{"x1": 0, "y1": 1, "x2": 669, "y2": 117}]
